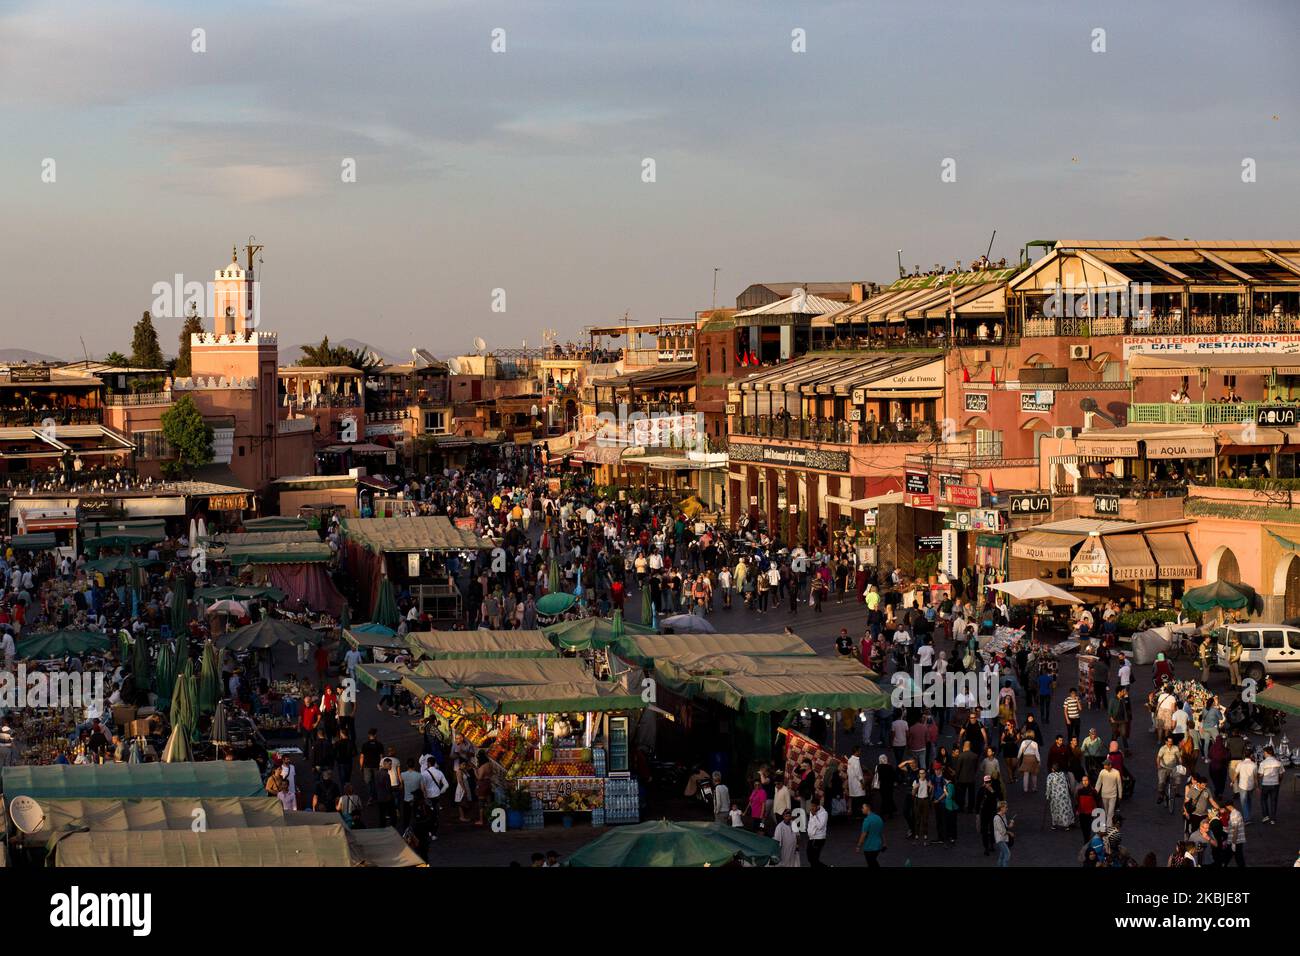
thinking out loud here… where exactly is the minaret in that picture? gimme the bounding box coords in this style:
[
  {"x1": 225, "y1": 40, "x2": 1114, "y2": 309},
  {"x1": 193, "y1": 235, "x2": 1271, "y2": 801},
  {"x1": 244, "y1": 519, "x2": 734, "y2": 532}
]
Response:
[{"x1": 211, "y1": 246, "x2": 248, "y2": 335}]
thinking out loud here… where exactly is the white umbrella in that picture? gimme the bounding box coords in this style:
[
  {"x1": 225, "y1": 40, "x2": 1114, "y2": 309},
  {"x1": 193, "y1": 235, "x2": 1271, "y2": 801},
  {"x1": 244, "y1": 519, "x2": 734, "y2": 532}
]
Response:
[
  {"x1": 207, "y1": 599, "x2": 249, "y2": 616},
  {"x1": 989, "y1": 579, "x2": 1082, "y2": 604}
]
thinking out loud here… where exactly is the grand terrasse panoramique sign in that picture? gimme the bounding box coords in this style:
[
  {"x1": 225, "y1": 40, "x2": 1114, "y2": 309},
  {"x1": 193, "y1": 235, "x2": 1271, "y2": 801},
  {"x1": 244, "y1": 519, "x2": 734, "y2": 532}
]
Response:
[{"x1": 728, "y1": 442, "x2": 850, "y2": 473}]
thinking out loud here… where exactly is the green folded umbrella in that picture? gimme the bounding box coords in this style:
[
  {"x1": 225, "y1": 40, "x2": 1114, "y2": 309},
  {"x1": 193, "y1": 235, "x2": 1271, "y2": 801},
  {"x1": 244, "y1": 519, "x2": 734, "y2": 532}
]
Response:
[
  {"x1": 640, "y1": 583, "x2": 653, "y2": 627},
  {"x1": 132, "y1": 630, "x2": 150, "y2": 690},
  {"x1": 161, "y1": 724, "x2": 193, "y2": 763},
  {"x1": 154, "y1": 644, "x2": 175, "y2": 712},
  {"x1": 548, "y1": 556, "x2": 561, "y2": 594},
  {"x1": 170, "y1": 575, "x2": 190, "y2": 636},
  {"x1": 198, "y1": 640, "x2": 220, "y2": 716},
  {"x1": 566, "y1": 820, "x2": 781, "y2": 868}
]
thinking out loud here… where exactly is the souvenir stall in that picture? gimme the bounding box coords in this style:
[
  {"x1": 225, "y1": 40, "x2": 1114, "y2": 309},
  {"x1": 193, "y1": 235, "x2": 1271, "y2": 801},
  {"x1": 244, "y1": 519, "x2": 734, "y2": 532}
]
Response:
[{"x1": 213, "y1": 618, "x2": 324, "y2": 737}]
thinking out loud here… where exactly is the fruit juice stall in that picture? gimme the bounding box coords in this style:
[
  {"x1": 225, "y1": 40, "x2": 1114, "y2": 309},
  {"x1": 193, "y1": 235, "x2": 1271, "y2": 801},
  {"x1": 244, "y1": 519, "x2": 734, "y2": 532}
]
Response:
[
  {"x1": 611, "y1": 632, "x2": 886, "y2": 785},
  {"x1": 396, "y1": 657, "x2": 646, "y2": 826}
]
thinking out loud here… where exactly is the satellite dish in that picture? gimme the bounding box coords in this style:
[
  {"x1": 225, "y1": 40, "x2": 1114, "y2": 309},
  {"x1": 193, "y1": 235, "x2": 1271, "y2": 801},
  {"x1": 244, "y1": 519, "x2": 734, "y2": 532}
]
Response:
[
  {"x1": 9, "y1": 795, "x2": 45, "y2": 834},
  {"x1": 473, "y1": 336, "x2": 486, "y2": 353},
  {"x1": 447, "y1": 357, "x2": 462, "y2": 375}
]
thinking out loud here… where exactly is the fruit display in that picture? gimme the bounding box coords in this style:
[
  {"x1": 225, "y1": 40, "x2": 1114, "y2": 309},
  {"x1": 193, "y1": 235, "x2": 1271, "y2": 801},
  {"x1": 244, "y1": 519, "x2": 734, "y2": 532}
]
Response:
[{"x1": 511, "y1": 760, "x2": 595, "y2": 778}]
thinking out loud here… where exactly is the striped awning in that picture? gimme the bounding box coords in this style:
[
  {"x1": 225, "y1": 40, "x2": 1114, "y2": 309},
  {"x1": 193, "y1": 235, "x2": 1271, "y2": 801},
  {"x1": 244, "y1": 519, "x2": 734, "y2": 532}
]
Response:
[{"x1": 1011, "y1": 531, "x2": 1086, "y2": 562}]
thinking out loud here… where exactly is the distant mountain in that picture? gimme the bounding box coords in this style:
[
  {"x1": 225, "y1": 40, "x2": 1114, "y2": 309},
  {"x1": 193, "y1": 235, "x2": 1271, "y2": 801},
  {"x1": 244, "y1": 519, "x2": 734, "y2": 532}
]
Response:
[
  {"x1": 0, "y1": 348, "x2": 63, "y2": 364},
  {"x1": 281, "y1": 338, "x2": 405, "y2": 366}
]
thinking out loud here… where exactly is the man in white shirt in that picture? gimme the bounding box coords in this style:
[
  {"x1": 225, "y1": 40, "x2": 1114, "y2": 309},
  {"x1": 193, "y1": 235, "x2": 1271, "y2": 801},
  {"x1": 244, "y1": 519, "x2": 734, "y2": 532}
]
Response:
[
  {"x1": 1259, "y1": 745, "x2": 1285, "y2": 824},
  {"x1": 0, "y1": 629, "x2": 14, "y2": 669},
  {"x1": 847, "y1": 745, "x2": 867, "y2": 817},
  {"x1": 343, "y1": 645, "x2": 363, "y2": 676},
  {"x1": 890, "y1": 715, "x2": 910, "y2": 764},
  {"x1": 806, "y1": 798, "x2": 829, "y2": 867},
  {"x1": 1117, "y1": 654, "x2": 1132, "y2": 690},
  {"x1": 1234, "y1": 754, "x2": 1258, "y2": 823},
  {"x1": 774, "y1": 808, "x2": 800, "y2": 866}
]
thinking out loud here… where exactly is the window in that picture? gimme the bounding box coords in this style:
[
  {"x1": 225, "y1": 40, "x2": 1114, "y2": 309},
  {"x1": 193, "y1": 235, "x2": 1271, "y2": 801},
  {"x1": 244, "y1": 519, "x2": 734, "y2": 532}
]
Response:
[
  {"x1": 131, "y1": 431, "x2": 172, "y2": 461},
  {"x1": 1263, "y1": 629, "x2": 1285, "y2": 650},
  {"x1": 721, "y1": 349, "x2": 728, "y2": 373},
  {"x1": 424, "y1": 411, "x2": 447, "y2": 434},
  {"x1": 238, "y1": 445, "x2": 245, "y2": 457},
  {"x1": 1236, "y1": 629, "x2": 1261, "y2": 649},
  {"x1": 705, "y1": 349, "x2": 712, "y2": 374}
]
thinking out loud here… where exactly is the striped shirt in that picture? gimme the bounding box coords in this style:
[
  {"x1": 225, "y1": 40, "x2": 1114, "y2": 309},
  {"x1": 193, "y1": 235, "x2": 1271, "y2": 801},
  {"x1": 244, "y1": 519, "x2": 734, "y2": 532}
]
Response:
[{"x1": 1063, "y1": 696, "x2": 1082, "y2": 721}]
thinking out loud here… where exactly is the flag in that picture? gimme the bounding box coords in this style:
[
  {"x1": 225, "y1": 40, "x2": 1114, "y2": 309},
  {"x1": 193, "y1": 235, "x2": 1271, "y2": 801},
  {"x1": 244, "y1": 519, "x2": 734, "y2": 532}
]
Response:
[
  {"x1": 991, "y1": 368, "x2": 997, "y2": 387},
  {"x1": 962, "y1": 366, "x2": 970, "y2": 383}
]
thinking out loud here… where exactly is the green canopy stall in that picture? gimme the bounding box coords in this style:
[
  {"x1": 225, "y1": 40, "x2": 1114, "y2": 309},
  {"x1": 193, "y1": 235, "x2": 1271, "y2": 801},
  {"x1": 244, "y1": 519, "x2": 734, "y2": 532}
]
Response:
[
  {"x1": 543, "y1": 614, "x2": 655, "y2": 652},
  {"x1": 404, "y1": 629, "x2": 558, "y2": 661},
  {"x1": 16, "y1": 629, "x2": 113, "y2": 658}
]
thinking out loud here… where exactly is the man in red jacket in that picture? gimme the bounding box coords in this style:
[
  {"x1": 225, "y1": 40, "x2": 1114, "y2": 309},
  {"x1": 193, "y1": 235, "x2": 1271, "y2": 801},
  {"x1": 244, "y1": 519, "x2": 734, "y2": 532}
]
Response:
[{"x1": 299, "y1": 695, "x2": 321, "y2": 755}]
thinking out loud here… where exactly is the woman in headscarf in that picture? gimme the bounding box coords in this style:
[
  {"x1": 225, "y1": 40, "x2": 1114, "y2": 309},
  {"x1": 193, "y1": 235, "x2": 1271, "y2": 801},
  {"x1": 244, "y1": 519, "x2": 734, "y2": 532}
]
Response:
[
  {"x1": 1045, "y1": 764, "x2": 1075, "y2": 829},
  {"x1": 1207, "y1": 734, "x2": 1230, "y2": 800},
  {"x1": 1016, "y1": 734, "x2": 1041, "y2": 793},
  {"x1": 1153, "y1": 652, "x2": 1173, "y2": 686},
  {"x1": 872, "y1": 754, "x2": 898, "y2": 817}
]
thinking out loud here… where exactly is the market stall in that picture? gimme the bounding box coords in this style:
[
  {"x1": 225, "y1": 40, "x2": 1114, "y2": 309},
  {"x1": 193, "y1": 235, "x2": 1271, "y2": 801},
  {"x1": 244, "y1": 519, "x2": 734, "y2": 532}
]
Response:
[
  {"x1": 403, "y1": 628, "x2": 557, "y2": 661},
  {"x1": 394, "y1": 657, "x2": 644, "y2": 826}
]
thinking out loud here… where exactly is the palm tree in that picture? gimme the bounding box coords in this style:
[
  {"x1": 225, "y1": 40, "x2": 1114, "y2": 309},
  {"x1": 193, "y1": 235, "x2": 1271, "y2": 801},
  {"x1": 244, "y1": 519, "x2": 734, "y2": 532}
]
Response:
[{"x1": 296, "y1": 336, "x2": 381, "y2": 371}]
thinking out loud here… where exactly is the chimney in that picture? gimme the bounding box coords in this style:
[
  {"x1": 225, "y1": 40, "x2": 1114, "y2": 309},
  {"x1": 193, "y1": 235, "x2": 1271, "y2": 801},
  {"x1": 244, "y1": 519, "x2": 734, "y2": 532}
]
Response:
[{"x1": 850, "y1": 282, "x2": 865, "y2": 303}]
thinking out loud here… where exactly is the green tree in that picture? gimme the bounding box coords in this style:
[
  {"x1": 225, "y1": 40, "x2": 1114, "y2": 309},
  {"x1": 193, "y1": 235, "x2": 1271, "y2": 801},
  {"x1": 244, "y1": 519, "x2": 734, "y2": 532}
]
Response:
[
  {"x1": 174, "y1": 314, "x2": 205, "y2": 377},
  {"x1": 103, "y1": 351, "x2": 130, "y2": 367},
  {"x1": 160, "y1": 395, "x2": 214, "y2": 478},
  {"x1": 297, "y1": 335, "x2": 380, "y2": 371},
  {"x1": 131, "y1": 311, "x2": 165, "y2": 369}
]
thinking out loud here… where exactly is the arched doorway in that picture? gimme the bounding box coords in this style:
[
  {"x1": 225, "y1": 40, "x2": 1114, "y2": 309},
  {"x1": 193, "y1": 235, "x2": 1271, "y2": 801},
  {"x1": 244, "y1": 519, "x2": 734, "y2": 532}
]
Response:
[
  {"x1": 1208, "y1": 545, "x2": 1240, "y2": 585},
  {"x1": 1275, "y1": 554, "x2": 1300, "y2": 621}
]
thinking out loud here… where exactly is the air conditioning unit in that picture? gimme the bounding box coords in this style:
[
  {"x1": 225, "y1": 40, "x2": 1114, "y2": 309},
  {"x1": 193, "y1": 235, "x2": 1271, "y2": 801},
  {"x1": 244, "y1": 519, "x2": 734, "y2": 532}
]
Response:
[
  {"x1": 1052, "y1": 425, "x2": 1075, "y2": 439},
  {"x1": 1070, "y1": 344, "x2": 1091, "y2": 360}
]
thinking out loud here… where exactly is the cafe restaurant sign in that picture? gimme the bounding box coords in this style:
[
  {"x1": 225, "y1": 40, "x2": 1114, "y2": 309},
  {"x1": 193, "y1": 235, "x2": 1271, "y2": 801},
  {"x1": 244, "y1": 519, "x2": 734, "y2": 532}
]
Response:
[
  {"x1": 1144, "y1": 435, "x2": 1216, "y2": 459},
  {"x1": 208, "y1": 493, "x2": 251, "y2": 512},
  {"x1": 1071, "y1": 537, "x2": 1111, "y2": 588},
  {"x1": 1122, "y1": 334, "x2": 1300, "y2": 359}
]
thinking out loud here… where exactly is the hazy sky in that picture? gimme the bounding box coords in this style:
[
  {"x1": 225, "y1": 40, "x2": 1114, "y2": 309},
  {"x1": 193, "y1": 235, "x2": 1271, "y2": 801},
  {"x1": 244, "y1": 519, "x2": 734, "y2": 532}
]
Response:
[{"x1": 2, "y1": 0, "x2": 1298, "y2": 358}]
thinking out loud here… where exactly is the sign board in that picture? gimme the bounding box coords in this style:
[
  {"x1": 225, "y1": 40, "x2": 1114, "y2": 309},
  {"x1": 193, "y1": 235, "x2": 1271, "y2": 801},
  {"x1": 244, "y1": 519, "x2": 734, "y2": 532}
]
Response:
[
  {"x1": 8, "y1": 367, "x2": 51, "y2": 384},
  {"x1": 407, "y1": 553, "x2": 421, "y2": 577},
  {"x1": 1122, "y1": 334, "x2": 1300, "y2": 358},
  {"x1": 1071, "y1": 537, "x2": 1111, "y2": 587},
  {"x1": 1093, "y1": 494, "x2": 1121, "y2": 516},
  {"x1": 943, "y1": 484, "x2": 981, "y2": 508},
  {"x1": 208, "y1": 494, "x2": 250, "y2": 512},
  {"x1": 851, "y1": 389, "x2": 866, "y2": 405},
  {"x1": 942, "y1": 528, "x2": 960, "y2": 578},
  {"x1": 908, "y1": 493, "x2": 936, "y2": 508},
  {"x1": 454, "y1": 516, "x2": 478, "y2": 531},
  {"x1": 964, "y1": 393, "x2": 989, "y2": 413},
  {"x1": 955, "y1": 510, "x2": 972, "y2": 529},
  {"x1": 916, "y1": 535, "x2": 943, "y2": 551},
  {"x1": 857, "y1": 546, "x2": 877, "y2": 566},
  {"x1": 750, "y1": 496, "x2": 758, "y2": 506},
  {"x1": 972, "y1": 509, "x2": 1003, "y2": 531},
  {"x1": 905, "y1": 471, "x2": 930, "y2": 495},
  {"x1": 1020, "y1": 391, "x2": 1053, "y2": 413},
  {"x1": 1009, "y1": 493, "x2": 1052, "y2": 516},
  {"x1": 1256, "y1": 405, "x2": 1299, "y2": 427}
]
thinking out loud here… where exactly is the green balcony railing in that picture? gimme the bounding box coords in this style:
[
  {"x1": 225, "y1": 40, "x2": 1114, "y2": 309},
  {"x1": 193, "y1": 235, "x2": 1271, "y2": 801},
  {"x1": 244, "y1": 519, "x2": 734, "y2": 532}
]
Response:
[{"x1": 1128, "y1": 401, "x2": 1299, "y2": 425}]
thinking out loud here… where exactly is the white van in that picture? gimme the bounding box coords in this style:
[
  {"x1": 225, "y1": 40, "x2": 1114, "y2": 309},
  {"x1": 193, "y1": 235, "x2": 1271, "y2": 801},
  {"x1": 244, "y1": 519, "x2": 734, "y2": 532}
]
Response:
[{"x1": 1215, "y1": 623, "x2": 1300, "y2": 681}]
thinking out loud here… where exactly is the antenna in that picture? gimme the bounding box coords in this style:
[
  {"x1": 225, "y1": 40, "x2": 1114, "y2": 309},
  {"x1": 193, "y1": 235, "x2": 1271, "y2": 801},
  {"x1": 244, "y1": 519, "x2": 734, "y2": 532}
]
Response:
[
  {"x1": 985, "y1": 229, "x2": 997, "y2": 262},
  {"x1": 79, "y1": 337, "x2": 90, "y2": 364},
  {"x1": 897, "y1": 250, "x2": 904, "y2": 278}
]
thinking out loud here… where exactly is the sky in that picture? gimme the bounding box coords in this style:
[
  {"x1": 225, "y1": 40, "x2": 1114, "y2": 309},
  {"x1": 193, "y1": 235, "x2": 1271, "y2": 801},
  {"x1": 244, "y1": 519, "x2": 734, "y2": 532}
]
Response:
[{"x1": 2, "y1": 0, "x2": 1298, "y2": 359}]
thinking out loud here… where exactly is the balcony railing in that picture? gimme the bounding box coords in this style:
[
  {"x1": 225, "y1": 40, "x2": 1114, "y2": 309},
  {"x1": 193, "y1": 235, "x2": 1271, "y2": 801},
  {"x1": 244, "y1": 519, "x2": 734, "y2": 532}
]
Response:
[
  {"x1": 105, "y1": 391, "x2": 170, "y2": 407},
  {"x1": 0, "y1": 408, "x2": 104, "y2": 427},
  {"x1": 1076, "y1": 476, "x2": 1191, "y2": 499},
  {"x1": 1129, "y1": 401, "x2": 1296, "y2": 425},
  {"x1": 1024, "y1": 312, "x2": 1299, "y2": 338},
  {"x1": 905, "y1": 442, "x2": 1038, "y2": 470},
  {"x1": 734, "y1": 414, "x2": 939, "y2": 444}
]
